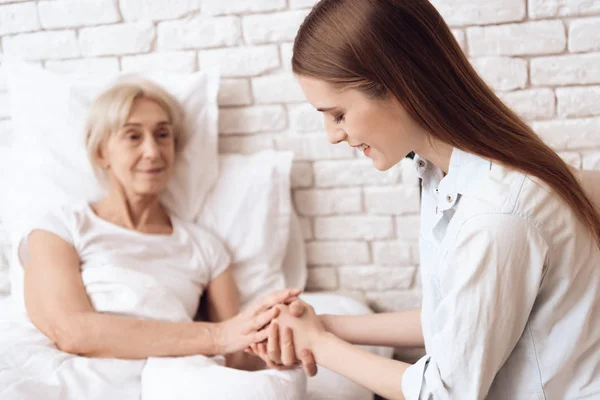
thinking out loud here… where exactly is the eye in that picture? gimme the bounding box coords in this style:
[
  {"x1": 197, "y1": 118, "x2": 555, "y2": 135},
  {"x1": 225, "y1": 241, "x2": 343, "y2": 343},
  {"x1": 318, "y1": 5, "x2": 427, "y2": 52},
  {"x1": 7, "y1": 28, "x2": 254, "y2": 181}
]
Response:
[
  {"x1": 126, "y1": 133, "x2": 141, "y2": 140},
  {"x1": 333, "y1": 113, "x2": 345, "y2": 124},
  {"x1": 156, "y1": 130, "x2": 172, "y2": 139}
]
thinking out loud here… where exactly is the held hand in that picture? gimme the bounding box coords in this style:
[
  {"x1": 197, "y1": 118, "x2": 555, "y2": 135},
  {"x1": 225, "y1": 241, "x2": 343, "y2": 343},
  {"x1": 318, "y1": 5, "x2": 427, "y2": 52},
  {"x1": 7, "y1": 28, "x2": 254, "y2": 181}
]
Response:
[
  {"x1": 215, "y1": 288, "x2": 302, "y2": 355},
  {"x1": 245, "y1": 300, "x2": 319, "y2": 377},
  {"x1": 275, "y1": 300, "x2": 326, "y2": 354}
]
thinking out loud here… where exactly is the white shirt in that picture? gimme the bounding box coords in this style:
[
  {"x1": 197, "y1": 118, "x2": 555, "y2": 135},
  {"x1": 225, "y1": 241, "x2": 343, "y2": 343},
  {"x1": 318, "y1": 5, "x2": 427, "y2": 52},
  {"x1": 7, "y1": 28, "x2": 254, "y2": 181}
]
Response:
[
  {"x1": 15, "y1": 203, "x2": 231, "y2": 321},
  {"x1": 402, "y1": 148, "x2": 600, "y2": 399}
]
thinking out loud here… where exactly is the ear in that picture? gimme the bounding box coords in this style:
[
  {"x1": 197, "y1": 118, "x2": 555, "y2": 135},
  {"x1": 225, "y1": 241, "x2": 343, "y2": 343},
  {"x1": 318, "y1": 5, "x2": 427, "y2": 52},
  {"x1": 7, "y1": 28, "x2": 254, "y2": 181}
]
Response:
[{"x1": 95, "y1": 141, "x2": 110, "y2": 169}]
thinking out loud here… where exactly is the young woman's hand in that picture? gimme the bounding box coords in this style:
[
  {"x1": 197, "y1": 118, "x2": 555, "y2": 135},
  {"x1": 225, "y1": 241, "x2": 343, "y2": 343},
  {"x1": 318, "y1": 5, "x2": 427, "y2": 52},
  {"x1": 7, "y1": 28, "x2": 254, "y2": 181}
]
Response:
[
  {"x1": 214, "y1": 288, "x2": 301, "y2": 355},
  {"x1": 246, "y1": 300, "x2": 319, "y2": 377}
]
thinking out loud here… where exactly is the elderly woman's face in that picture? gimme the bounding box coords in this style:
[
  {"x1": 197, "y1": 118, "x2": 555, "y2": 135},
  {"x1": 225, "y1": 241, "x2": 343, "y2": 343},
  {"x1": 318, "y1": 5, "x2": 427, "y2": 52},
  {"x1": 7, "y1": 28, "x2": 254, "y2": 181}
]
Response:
[{"x1": 100, "y1": 97, "x2": 175, "y2": 196}]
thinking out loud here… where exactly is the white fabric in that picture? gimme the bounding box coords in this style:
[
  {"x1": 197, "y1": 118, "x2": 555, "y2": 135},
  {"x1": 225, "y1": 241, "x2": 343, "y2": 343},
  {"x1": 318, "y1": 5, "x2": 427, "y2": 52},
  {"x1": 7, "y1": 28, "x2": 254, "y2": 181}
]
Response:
[
  {"x1": 0, "y1": 292, "x2": 392, "y2": 400},
  {"x1": 402, "y1": 148, "x2": 600, "y2": 399},
  {"x1": 0, "y1": 62, "x2": 220, "y2": 261},
  {"x1": 0, "y1": 204, "x2": 306, "y2": 400},
  {"x1": 12, "y1": 203, "x2": 230, "y2": 317},
  {"x1": 197, "y1": 151, "x2": 293, "y2": 308}
]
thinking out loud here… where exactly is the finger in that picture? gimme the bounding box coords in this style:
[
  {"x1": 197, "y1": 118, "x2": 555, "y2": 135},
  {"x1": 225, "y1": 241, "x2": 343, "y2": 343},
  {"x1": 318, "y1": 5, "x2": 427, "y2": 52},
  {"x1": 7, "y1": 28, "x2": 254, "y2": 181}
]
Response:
[
  {"x1": 280, "y1": 327, "x2": 297, "y2": 367},
  {"x1": 267, "y1": 322, "x2": 282, "y2": 365},
  {"x1": 282, "y1": 296, "x2": 299, "y2": 305},
  {"x1": 249, "y1": 307, "x2": 280, "y2": 333},
  {"x1": 259, "y1": 343, "x2": 280, "y2": 370},
  {"x1": 256, "y1": 289, "x2": 303, "y2": 314},
  {"x1": 300, "y1": 349, "x2": 318, "y2": 377},
  {"x1": 289, "y1": 300, "x2": 306, "y2": 317},
  {"x1": 253, "y1": 325, "x2": 271, "y2": 344}
]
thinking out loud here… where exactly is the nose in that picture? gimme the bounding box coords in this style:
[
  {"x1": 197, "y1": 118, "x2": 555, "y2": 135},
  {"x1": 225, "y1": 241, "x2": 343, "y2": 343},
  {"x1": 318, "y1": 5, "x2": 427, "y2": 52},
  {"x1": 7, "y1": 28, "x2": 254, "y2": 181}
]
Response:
[
  {"x1": 326, "y1": 127, "x2": 348, "y2": 145},
  {"x1": 142, "y1": 135, "x2": 160, "y2": 158}
]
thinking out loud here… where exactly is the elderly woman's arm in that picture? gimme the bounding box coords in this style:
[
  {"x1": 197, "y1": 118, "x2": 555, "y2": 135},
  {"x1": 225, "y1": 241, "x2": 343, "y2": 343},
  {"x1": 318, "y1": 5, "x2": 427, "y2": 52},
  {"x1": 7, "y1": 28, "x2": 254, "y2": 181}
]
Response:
[{"x1": 22, "y1": 230, "x2": 295, "y2": 359}]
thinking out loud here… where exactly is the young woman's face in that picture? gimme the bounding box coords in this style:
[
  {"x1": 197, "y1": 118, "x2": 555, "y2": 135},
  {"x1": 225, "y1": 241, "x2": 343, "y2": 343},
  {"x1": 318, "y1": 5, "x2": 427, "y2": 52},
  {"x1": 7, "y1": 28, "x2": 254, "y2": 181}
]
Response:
[
  {"x1": 98, "y1": 97, "x2": 176, "y2": 196},
  {"x1": 297, "y1": 75, "x2": 425, "y2": 171}
]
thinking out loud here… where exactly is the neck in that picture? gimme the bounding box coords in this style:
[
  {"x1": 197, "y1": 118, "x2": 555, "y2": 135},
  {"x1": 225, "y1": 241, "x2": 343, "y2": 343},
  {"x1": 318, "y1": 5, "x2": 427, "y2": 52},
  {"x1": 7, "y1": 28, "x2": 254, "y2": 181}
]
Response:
[
  {"x1": 93, "y1": 182, "x2": 170, "y2": 233},
  {"x1": 414, "y1": 138, "x2": 454, "y2": 174}
]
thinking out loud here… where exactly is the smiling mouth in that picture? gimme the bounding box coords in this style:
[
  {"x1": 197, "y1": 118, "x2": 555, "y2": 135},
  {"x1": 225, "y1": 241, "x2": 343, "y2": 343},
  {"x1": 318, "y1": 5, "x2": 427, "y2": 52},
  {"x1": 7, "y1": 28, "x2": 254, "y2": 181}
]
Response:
[{"x1": 140, "y1": 168, "x2": 165, "y2": 174}]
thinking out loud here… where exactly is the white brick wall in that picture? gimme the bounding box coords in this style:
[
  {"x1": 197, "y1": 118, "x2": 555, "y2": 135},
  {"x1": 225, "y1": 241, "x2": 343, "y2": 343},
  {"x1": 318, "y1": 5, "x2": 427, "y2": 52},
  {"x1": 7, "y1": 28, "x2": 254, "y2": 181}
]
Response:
[{"x1": 0, "y1": 0, "x2": 599, "y2": 314}]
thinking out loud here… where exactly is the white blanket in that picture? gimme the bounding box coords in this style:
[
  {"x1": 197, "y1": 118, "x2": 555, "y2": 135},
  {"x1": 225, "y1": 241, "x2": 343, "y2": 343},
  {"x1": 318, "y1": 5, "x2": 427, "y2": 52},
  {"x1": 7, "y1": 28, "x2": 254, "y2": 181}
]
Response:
[{"x1": 0, "y1": 265, "x2": 307, "y2": 400}]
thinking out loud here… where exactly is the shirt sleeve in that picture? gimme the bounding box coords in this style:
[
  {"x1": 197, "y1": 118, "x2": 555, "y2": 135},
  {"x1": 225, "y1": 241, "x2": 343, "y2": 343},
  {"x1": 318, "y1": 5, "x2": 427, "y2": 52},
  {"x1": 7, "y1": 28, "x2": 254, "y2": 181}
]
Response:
[
  {"x1": 190, "y1": 227, "x2": 232, "y2": 281},
  {"x1": 402, "y1": 213, "x2": 549, "y2": 399},
  {"x1": 17, "y1": 207, "x2": 74, "y2": 267}
]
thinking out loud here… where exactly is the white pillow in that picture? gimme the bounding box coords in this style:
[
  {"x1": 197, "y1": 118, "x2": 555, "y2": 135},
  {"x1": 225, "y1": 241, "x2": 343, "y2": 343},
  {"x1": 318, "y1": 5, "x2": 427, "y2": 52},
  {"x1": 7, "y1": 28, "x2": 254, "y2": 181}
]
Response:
[
  {"x1": 197, "y1": 151, "x2": 294, "y2": 308},
  {"x1": 0, "y1": 63, "x2": 220, "y2": 249}
]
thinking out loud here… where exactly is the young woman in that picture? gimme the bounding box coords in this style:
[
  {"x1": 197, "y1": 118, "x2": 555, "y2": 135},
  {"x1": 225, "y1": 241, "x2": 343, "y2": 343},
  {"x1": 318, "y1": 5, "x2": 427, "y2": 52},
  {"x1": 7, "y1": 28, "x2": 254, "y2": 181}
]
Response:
[{"x1": 248, "y1": 0, "x2": 600, "y2": 399}]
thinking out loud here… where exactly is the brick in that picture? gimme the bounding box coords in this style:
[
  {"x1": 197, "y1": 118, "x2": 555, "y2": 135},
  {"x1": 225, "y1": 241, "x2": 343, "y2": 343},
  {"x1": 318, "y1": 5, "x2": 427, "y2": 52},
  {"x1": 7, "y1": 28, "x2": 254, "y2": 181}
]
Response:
[
  {"x1": 252, "y1": 74, "x2": 304, "y2": 104},
  {"x1": 218, "y1": 79, "x2": 252, "y2": 106},
  {"x1": 294, "y1": 188, "x2": 362, "y2": 216},
  {"x1": 470, "y1": 57, "x2": 527, "y2": 91},
  {"x1": 533, "y1": 118, "x2": 600, "y2": 150},
  {"x1": 45, "y1": 58, "x2": 120, "y2": 74},
  {"x1": 569, "y1": 18, "x2": 600, "y2": 53},
  {"x1": 298, "y1": 217, "x2": 313, "y2": 240},
  {"x1": 0, "y1": 119, "x2": 13, "y2": 147},
  {"x1": 452, "y1": 29, "x2": 466, "y2": 52},
  {"x1": 395, "y1": 216, "x2": 421, "y2": 240},
  {"x1": 218, "y1": 134, "x2": 275, "y2": 154},
  {"x1": 0, "y1": 92, "x2": 9, "y2": 119},
  {"x1": 274, "y1": 134, "x2": 355, "y2": 161},
  {"x1": 314, "y1": 159, "x2": 402, "y2": 187},
  {"x1": 157, "y1": 16, "x2": 241, "y2": 50},
  {"x1": 0, "y1": 2, "x2": 38, "y2": 34},
  {"x1": 306, "y1": 267, "x2": 338, "y2": 290},
  {"x1": 198, "y1": 46, "x2": 279, "y2": 78},
  {"x1": 501, "y1": 89, "x2": 556, "y2": 121},
  {"x1": 366, "y1": 289, "x2": 423, "y2": 312},
  {"x1": 315, "y1": 216, "x2": 393, "y2": 240},
  {"x1": 307, "y1": 241, "x2": 370, "y2": 265},
  {"x1": 557, "y1": 87, "x2": 600, "y2": 118},
  {"x1": 582, "y1": 152, "x2": 600, "y2": 170},
  {"x1": 79, "y1": 22, "x2": 154, "y2": 56},
  {"x1": 3, "y1": 30, "x2": 80, "y2": 60},
  {"x1": 528, "y1": 0, "x2": 600, "y2": 19},
  {"x1": 365, "y1": 186, "x2": 421, "y2": 215},
  {"x1": 281, "y1": 43, "x2": 294, "y2": 70},
  {"x1": 38, "y1": 0, "x2": 119, "y2": 29},
  {"x1": 531, "y1": 54, "x2": 600, "y2": 86},
  {"x1": 290, "y1": 0, "x2": 318, "y2": 8},
  {"x1": 430, "y1": 0, "x2": 525, "y2": 26},
  {"x1": 203, "y1": 0, "x2": 286, "y2": 15},
  {"x1": 121, "y1": 52, "x2": 196, "y2": 73},
  {"x1": 558, "y1": 152, "x2": 582, "y2": 169},
  {"x1": 339, "y1": 266, "x2": 415, "y2": 291},
  {"x1": 242, "y1": 10, "x2": 307, "y2": 45},
  {"x1": 290, "y1": 162, "x2": 314, "y2": 188},
  {"x1": 219, "y1": 106, "x2": 286, "y2": 134},
  {"x1": 467, "y1": 21, "x2": 566, "y2": 57},
  {"x1": 399, "y1": 157, "x2": 421, "y2": 186},
  {"x1": 289, "y1": 103, "x2": 324, "y2": 133},
  {"x1": 373, "y1": 241, "x2": 415, "y2": 265},
  {"x1": 120, "y1": 0, "x2": 201, "y2": 21}
]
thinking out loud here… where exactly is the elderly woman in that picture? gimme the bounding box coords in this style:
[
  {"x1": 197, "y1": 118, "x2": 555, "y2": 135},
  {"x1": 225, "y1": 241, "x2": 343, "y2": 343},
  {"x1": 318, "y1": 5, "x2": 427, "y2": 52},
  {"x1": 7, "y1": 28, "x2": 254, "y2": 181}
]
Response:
[{"x1": 10, "y1": 77, "x2": 306, "y2": 398}]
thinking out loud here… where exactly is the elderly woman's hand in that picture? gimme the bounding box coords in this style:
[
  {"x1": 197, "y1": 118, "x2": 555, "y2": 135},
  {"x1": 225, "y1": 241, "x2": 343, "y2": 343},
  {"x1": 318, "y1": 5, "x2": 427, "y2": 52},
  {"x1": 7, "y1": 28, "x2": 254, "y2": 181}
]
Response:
[
  {"x1": 215, "y1": 288, "x2": 302, "y2": 355},
  {"x1": 247, "y1": 300, "x2": 320, "y2": 377}
]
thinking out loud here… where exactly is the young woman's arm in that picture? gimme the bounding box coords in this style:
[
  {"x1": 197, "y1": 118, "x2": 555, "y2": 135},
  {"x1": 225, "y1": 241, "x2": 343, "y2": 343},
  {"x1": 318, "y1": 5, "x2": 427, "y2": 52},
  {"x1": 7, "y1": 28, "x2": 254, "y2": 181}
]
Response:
[
  {"x1": 319, "y1": 308, "x2": 424, "y2": 348},
  {"x1": 275, "y1": 213, "x2": 548, "y2": 400},
  {"x1": 22, "y1": 230, "x2": 296, "y2": 359}
]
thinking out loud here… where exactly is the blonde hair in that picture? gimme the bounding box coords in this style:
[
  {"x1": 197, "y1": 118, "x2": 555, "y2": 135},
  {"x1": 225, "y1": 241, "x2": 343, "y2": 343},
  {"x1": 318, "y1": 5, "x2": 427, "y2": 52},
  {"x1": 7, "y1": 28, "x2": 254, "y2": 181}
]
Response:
[{"x1": 85, "y1": 76, "x2": 186, "y2": 181}]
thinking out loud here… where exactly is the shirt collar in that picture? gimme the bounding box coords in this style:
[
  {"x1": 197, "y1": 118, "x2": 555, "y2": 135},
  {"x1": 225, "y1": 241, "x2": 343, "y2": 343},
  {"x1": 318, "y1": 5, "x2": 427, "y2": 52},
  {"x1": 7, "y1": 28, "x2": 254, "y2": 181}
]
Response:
[{"x1": 414, "y1": 148, "x2": 492, "y2": 211}]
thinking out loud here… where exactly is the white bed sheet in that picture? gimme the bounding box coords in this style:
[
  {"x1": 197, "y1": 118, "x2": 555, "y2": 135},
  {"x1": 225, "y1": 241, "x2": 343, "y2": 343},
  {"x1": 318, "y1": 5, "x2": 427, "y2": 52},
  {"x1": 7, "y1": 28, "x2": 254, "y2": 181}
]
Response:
[{"x1": 0, "y1": 294, "x2": 393, "y2": 400}]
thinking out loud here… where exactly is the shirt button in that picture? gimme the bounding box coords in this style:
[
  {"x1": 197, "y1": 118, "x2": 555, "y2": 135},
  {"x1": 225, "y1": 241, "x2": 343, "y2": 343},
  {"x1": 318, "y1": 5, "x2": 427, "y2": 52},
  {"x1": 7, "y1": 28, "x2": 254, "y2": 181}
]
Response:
[
  {"x1": 446, "y1": 194, "x2": 453, "y2": 203},
  {"x1": 418, "y1": 160, "x2": 426, "y2": 168}
]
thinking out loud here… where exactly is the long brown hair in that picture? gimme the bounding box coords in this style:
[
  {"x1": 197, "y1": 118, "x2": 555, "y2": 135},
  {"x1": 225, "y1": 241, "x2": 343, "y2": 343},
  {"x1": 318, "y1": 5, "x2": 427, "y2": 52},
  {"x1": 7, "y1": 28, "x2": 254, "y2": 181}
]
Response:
[{"x1": 292, "y1": 0, "x2": 600, "y2": 247}]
